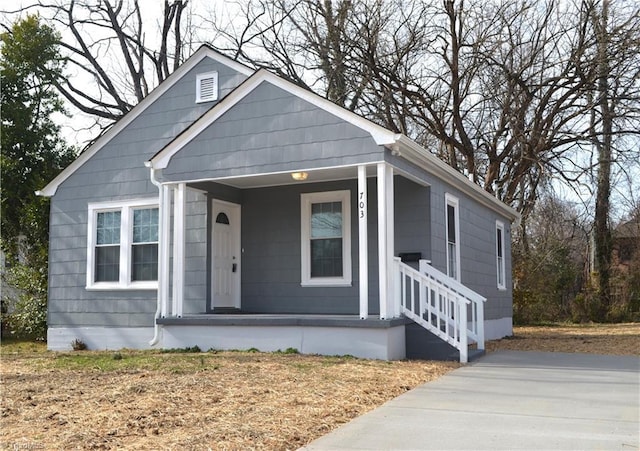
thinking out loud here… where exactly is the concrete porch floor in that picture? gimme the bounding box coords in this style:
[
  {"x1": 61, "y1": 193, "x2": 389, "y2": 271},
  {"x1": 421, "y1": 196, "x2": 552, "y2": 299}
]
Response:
[{"x1": 157, "y1": 313, "x2": 409, "y2": 328}]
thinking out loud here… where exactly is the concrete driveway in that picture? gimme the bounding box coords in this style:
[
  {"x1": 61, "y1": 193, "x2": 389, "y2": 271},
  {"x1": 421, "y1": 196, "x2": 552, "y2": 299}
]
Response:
[{"x1": 302, "y1": 351, "x2": 639, "y2": 450}]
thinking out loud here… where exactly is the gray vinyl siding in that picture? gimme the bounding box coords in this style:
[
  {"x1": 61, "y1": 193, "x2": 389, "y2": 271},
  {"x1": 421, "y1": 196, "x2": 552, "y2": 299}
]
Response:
[
  {"x1": 47, "y1": 57, "x2": 248, "y2": 328},
  {"x1": 162, "y1": 82, "x2": 385, "y2": 182},
  {"x1": 183, "y1": 189, "x2": 208, "y2": 314},
  {"x1": 241, "y1": 181, "x2": 360, "y2": 314},
  {"x1": 394, "y1": 176, "x2": 431, "y2": 267},
  {"x1": 182, "y1": 176, "x2": 427, "y2": 315},
  {"x1": 386, "y1": 153, "x2": 513, "y2": 320},
  {"x1": 427, "y1": 182, "x2": 512, "y2": 320}
]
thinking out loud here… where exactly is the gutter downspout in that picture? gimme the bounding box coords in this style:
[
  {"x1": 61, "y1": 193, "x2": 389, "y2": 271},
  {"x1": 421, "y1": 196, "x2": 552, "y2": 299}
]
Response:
[{"x1": 147, "y1": 163, "x2": 163, "y2": 346}]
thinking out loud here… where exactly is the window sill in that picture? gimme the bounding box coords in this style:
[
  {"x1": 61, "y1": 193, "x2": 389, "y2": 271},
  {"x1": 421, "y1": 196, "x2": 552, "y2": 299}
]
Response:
[
  {"x1": 301, "y1": 278, "x2": 352, "y2": 287},
  {"x1": 86, "y1": 282, "x2": 158, "y2": 291}
]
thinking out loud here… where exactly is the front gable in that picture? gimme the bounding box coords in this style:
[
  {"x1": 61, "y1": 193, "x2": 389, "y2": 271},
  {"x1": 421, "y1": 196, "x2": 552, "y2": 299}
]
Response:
[{"x1": 159, "y1": 81, "x2": 387, "y2": 183}]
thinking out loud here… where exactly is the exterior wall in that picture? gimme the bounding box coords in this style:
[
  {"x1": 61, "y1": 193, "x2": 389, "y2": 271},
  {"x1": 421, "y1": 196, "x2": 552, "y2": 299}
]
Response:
[
  {"x1": 428, "y1": 181, "x2": 513, "y2": 323},
  {"x1": 387, "y1": 154, "x2": 513, "y2": 326},
  {"x1": 47, "y1": 322, "x2": 407, "y2": 360},
  {"x1": 240, "y1": 180, "x2": 361, "y2": 314},
  {"x1": 183, "y1": 188, "x2": 208, "y2": 314},
  {"x1": 47, "y1": 326, "x2": 154, "y2": 350},
  {"x1": 47, "y1": 57, "x2": 249, "y2": 335},
  {"x1": 161, "y1": 82, "x2": 385, "y2": 182},
  {"x1": 394, "y1": 176, "x2": 431, "y2": 267},
  {"x1": 161, "y1": 324, "x2": 406, "y2": 360},
  {"x1": 203, "y1": 176, "x2": 430, "y2": 316}
]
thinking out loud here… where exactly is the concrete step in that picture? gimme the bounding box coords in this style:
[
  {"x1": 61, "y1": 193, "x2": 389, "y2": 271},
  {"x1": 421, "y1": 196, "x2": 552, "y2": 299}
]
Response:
[
  {"x1": 405, "y1": 321, "x2": 484, "y2": 362},
  {"x1": 211, "y1": 307, "x2": 242, "y2": 314}
]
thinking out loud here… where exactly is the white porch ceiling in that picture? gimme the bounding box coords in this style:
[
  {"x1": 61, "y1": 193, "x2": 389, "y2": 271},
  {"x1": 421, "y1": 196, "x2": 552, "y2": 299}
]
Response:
[{"x1": 190, "y1": 164, "x2": 381, "y2": 190}]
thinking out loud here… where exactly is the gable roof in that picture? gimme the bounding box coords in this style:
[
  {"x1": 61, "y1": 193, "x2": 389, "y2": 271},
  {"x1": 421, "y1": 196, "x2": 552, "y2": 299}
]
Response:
[
  {"x1": 37, "y1": 45, "x2": 254, "y2": 197},
  {"x1": 147, "y1": 68, "x2": 519, "y2": 222},
  {"x1": 147, "y1": 68, "x2": 398, "y2": 170},
  {"x1": 39, "y1": 45, "x2": 518, "y2": 222}
]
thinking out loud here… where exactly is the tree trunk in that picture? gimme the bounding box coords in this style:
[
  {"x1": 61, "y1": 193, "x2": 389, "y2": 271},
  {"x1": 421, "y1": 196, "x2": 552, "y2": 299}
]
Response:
[{"x1": 592, "y1": 0, "x2": 613, "y2": 319}]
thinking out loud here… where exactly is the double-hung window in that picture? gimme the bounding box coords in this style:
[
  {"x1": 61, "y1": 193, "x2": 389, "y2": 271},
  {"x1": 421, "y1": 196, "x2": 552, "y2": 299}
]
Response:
[
  {"x1": 300, "y1": 190, "x2": 352, "y2": 286},
  {"x1": 496, "y1": 220, "x2": 506, "y2": 290},
  {"x1": 445, "y1": 194, "x2": 461, "y2": 281},
  {"x1": 87, "y1": 199, "x2": 159, "y2": 290}
]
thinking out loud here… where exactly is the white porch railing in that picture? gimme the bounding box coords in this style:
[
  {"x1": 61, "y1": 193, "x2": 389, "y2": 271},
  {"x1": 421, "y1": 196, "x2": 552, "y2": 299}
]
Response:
[{"x1": 393, "y1": 257, "x2": 486, "y2": 363}]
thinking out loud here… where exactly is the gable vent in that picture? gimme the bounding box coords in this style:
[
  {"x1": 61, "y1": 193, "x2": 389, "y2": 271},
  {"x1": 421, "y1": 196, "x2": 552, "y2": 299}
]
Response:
[{"x1": 196, "y1": 71, "x2": 219, "y2": 103}]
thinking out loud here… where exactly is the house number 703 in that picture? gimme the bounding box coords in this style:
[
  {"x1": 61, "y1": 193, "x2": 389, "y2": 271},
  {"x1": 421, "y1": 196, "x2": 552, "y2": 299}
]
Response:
[{"x1": 359, "y1": 191, "x2": 366, "y2": 218}]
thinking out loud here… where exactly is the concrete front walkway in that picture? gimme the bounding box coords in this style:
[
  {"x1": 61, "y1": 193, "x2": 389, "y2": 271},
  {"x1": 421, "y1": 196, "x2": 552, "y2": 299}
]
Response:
[{"x1": 302, "y1": 351, "x2": 640, "y2": 450}]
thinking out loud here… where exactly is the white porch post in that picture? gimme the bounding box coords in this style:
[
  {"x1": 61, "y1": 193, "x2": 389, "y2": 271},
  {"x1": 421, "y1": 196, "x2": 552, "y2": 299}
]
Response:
[
  {"x1": 172, "y1": 183, "x2": 186, "y2": 317},
  {"x1": 386, "y1": 164, "x2": 397, "y2": 317},
  {"x1": 377, "y1": 163, "x2": 395, "y2": 320},
  {"x1": 159, "y1": 184, "x2": 171, "y2": 318},
  {"x1": 357, "y1": 165, "x2": 368, "y2": 319}
]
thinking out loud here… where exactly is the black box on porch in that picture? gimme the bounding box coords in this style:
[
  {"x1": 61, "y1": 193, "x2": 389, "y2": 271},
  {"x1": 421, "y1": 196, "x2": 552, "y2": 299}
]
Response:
[{"x1": 399, "y1": 252, "x2": 422, "y2": 263}]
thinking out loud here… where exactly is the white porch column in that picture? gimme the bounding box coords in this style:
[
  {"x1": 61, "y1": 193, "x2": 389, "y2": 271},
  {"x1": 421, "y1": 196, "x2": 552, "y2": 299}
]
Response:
[
  {"x1": 385, "y1": 164, "x2": 397, "y2": 317},
  {"x1": 159, "y1": 184, "x2": 171, "y2": 318},
  {"x1": 172, "y1": 183, "x2": 186, "y2": 317},
  {"x1": 357, "y1": 165, "x2": 368, "y2": 319},
  {"x1": 377, "y1": 163, "x2": 395, "y2": 320}
]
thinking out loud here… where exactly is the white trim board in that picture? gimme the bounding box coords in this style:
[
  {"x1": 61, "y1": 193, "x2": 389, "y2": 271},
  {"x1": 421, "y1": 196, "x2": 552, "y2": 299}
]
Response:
[{"x1": 37, "y1": 45, "x2": 254, "y2": 197}]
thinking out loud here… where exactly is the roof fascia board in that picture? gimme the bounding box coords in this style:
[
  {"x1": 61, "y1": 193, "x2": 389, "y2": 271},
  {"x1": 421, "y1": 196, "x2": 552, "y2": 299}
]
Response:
[
  {"x1": 149, "y1": 69, "x2": 398, "y2": 170},
  {"x1": 37, "y1": 46, "x2": 254, "y2": 197},
  {"x1": 395, "y1": 135, "x2": 520, "y2": 222}
]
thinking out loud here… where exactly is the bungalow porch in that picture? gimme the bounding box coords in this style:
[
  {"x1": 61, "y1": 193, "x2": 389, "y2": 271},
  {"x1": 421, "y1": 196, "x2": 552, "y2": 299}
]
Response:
[{"x1": 150, "y1": 162, "x2": 486, "y2": 362}]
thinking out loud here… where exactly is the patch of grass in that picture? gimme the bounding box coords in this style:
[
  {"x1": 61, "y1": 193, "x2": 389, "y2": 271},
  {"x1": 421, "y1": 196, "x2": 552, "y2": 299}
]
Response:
[
  {"x1": 0, "y1": 337, "x2": 47, "y2": 354},
  {"x1": 51, "y1": 352, "x2": 154, "y2": 371},
  {"x1": 160, "y1": 345, "x2": 201, "y2": 353}
]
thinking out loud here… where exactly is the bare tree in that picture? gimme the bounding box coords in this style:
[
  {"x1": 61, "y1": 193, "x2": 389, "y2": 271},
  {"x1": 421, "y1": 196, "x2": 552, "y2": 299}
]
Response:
[
  {"x1": 585, "y1": 0, "x2": 640, "y2": 316},
  {"x1": 3, "y1": 0, "x2": 191, "y2": 126}
]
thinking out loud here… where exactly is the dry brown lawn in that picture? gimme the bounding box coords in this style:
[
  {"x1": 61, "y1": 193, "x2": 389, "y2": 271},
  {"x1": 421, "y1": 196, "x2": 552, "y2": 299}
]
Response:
[
  {"x1": 1, "y1": 322, "x2": 638, "y2": 450},
  {"x1": 487, "y1": 322, "x2": 640, "y2": 356},
  {"x1": 1, "y1": 346, "x2": 457, "y2": 450}
]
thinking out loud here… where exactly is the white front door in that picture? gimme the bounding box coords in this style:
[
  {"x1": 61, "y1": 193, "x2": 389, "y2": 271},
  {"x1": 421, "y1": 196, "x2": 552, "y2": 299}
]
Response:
[{"x1": 211, "y1": 200, "x2": 241, "y2": 309}]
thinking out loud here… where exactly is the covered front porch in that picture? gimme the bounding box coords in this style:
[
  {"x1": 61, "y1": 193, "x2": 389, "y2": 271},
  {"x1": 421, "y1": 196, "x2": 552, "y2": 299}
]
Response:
[
  {"x1": 154, "y1": 162, "x2": 414, "y2": 321},
  {"x1": 150, "y1": 161, "x2": 485, "y2": 362}
]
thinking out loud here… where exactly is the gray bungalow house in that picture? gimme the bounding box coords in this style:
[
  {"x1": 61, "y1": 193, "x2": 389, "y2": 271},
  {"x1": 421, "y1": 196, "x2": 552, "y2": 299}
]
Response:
[{"x1": 39, "y1": 46, "x2": 518, "y2": 362}]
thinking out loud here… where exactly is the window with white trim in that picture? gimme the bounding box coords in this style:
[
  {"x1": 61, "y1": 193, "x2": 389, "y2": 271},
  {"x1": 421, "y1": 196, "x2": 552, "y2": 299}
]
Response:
[
  {"x1": 196, "y1": 71, "x2": 218, "y2": 103},
  {"x1": 87, "y1": 199, "x2": 158, "y2": 290},
  {"x1": 301, "y1": 190, "x2": 352, "y2": 286},
  {"x1": 445, "y1": 193, "x2": 461, "y2": 281},
  {"x1": 496, "y1": 220, "x2": 506, "y2": 290}
]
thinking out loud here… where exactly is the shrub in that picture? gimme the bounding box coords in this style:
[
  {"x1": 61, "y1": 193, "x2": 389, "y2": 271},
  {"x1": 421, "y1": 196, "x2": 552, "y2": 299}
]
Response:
[
  {"x1": 71, "y1": 338, "x2": 87, "y2": 351},
  {"x1": 1, "y1": 262, "x2": 47, "y2": 340}
]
